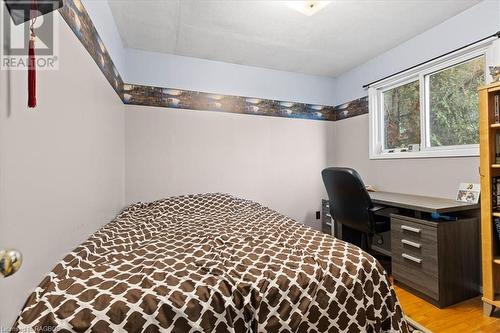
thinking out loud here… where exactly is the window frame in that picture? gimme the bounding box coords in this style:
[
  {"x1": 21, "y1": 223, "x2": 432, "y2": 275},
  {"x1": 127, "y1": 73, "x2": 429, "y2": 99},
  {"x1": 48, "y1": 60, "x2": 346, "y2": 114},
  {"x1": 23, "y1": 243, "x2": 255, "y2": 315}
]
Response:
[{"x1": 369, "y1": 41, "x2": 495, "y2": 160}]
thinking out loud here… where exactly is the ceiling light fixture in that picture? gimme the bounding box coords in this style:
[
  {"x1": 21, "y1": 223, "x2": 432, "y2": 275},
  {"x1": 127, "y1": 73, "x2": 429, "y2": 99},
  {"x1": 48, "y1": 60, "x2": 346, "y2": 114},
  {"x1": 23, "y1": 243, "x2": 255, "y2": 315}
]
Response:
[{"x1": 286, "y1": 0, "x2": 331, "y2": 16}]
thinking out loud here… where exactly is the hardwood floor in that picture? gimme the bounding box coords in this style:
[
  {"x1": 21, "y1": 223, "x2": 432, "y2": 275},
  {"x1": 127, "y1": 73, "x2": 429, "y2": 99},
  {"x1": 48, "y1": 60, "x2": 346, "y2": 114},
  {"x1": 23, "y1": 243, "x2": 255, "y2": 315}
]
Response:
[{"x1": 394, "y1": 285, "x2": 500, "y2": 333}]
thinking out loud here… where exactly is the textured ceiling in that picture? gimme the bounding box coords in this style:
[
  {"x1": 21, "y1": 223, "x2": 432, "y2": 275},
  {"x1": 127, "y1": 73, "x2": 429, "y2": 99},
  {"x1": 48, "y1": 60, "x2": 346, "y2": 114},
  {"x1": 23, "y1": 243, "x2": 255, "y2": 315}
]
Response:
[{"x1": 108, "y1": 0, "x2": 481, "y2": 77}]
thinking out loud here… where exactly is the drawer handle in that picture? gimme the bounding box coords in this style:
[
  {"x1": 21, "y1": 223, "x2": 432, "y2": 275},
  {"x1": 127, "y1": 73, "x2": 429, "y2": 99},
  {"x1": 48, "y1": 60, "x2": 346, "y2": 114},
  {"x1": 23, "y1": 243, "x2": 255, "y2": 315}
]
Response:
[
  {"x1": 401, "y1": 225, "x2": 421, "y2": 234},
  {"x1": 402, "y1": 253, "x2": 422, "y2": 264},
  {"x1": 401, "y1": 239, "x2": 421, "y2": 249}
]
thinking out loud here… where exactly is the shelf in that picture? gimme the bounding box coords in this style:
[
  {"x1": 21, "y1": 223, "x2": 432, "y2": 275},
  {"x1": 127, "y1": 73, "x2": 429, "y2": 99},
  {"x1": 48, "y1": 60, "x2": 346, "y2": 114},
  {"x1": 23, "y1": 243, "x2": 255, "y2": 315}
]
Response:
[
  {"x1": 480, "y1": 85, "x2": 500, "y2": 317},
  {"x1": 488, "y1": 85, "x2": 500, "y2": 93},
  {"x1": 482, "y1": 297, "x2": 500, "y2": 307},
  {"x1": 480, "y1": 81, "x2": 500, "y2": 92}
]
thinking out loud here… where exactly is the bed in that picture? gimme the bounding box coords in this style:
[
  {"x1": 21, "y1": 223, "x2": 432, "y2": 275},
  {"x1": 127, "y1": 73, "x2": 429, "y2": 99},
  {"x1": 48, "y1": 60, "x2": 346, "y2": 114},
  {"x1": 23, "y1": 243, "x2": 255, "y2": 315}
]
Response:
[{"x1": 13, "y1": 193, "x2": 408, "y2": 332}]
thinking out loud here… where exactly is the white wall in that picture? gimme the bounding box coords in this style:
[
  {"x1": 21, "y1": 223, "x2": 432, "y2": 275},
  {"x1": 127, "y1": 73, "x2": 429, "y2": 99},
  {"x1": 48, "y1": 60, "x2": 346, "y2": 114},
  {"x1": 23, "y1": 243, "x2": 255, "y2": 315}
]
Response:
[
  {"x1": 331, "y1": 115, "x2": 479, "y2": 198},
  {"x1": 124, "y1": 48, "x2": 337, "y2": 106},
  {"x1": 125, "y1": 106, "x2": 334, "y2": 229},
  {"x1": 0, "y1": 14, "x2": 125, "y2": 328},
  {"x1": 330, "y1": 0, "x2": 499, "y2": 198},
  {"x1": 121, "y1": 49, "x2": 337, "y2": 229},
  {"x1": 118, "y1": 11, "x2": 338, "y2": 230}
]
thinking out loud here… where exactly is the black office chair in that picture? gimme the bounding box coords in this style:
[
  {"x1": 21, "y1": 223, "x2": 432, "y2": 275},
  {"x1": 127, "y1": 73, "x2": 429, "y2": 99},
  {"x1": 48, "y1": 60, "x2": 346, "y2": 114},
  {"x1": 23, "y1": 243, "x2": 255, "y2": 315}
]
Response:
[{"x1": 321, "y1": 167, "x2": 391, "y2": 253}]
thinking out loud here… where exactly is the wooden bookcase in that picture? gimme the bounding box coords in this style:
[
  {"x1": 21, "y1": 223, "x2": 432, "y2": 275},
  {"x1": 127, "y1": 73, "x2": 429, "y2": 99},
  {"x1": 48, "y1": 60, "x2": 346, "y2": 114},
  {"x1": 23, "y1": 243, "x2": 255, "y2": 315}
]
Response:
[{"x1": 479, "y1": 81, "x2": 500, "y2": 316}]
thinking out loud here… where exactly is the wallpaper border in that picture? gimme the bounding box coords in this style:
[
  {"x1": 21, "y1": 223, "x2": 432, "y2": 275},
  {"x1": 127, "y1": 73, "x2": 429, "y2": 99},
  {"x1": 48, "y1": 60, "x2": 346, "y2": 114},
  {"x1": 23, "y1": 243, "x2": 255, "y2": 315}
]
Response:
[
  {"x1": 59, "y1": 0, "x2": 368, "y2": 122},
  {"x1": 122, "y1": 84, "x2": 339, "y2": 121},
  {"x1": 59, "y1": 0, "x2": 124, "y2": 99}
]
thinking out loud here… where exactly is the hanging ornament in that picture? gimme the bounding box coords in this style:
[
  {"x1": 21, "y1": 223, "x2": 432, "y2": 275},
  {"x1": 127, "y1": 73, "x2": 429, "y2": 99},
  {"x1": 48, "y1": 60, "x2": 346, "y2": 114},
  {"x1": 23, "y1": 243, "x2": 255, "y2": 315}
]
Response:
[
  {"x1": 27, "y1": 2, "x2": 37, "y2": 108},
  {"x1": 4, "y1": 0, "x2": 63, "y2": 108}
]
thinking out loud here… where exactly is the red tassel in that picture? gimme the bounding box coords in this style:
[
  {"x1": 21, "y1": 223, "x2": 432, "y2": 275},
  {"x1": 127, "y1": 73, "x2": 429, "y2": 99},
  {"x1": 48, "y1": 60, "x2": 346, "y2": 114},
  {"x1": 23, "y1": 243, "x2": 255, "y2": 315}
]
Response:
[{"x1": 28, "y1": 37, "x2": 36, "y2": 108}]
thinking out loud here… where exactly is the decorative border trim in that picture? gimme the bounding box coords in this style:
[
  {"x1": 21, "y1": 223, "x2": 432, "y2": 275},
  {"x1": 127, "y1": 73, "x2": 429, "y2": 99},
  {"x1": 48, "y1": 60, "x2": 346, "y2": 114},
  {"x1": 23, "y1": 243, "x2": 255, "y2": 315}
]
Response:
[
  {"x1": 59, "y1": 0, "x2": 368, "y2": 122},
  {"x1": 59, "y1": 0, "x2": 124, "y2": 99},
  {"x1": 334, "y1": 96, "x2": 369, "y2": 121},
  {"x1": 123, "y1": 84, "x2": 337, "y2": 121}
]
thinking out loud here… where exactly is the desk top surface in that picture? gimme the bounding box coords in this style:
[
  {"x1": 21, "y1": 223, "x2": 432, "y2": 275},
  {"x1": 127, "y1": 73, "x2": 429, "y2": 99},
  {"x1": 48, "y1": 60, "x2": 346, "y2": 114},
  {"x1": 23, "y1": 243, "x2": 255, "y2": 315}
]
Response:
[{"x1": 369, "y1": 191, "x2": 479, "y2": 213}]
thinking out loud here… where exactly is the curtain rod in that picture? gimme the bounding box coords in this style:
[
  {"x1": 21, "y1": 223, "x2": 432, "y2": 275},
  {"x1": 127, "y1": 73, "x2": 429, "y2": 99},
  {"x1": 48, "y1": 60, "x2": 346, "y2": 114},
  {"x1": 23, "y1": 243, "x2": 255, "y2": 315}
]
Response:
[{"x1": 362, "y1": 31, "x2": 500, "y2": 89}]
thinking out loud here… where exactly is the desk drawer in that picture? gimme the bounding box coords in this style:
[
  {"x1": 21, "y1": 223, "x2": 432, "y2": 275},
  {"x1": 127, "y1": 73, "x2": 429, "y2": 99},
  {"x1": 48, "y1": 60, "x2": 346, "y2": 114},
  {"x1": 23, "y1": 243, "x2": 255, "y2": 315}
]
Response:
[
  {"x1": 391, "y1": 222, "x2": 438, "y2": 262},
  {"x1": 391, "y1": 215, "x2": 439, "y2": 299},
  {"x1": 392, "y1": 261, "x2": 439, "y2": 299},
  {"x1": 391, "y1": 216, "x2": 437, "y2": 252}
]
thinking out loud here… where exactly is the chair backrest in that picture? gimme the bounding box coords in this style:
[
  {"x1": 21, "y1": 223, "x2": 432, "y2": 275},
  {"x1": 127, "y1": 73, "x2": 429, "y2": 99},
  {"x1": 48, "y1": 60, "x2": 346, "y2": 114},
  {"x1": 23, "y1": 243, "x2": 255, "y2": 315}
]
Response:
[{"x1": 321, "y1": 167, "x2": 374, "y2": 234}]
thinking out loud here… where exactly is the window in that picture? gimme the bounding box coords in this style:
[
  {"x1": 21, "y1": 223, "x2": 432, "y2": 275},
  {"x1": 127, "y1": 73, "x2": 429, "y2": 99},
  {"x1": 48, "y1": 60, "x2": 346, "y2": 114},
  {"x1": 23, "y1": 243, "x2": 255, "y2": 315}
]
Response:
[
  {"x1": 427, "y1": 56, "x2": 484, "y2": 147},
  {"x1": 369, "y1": 46, "x2": 490, "y2": 159},
  {"x1": 383, "y1": 80, "x2": 420, "y2": 150}
]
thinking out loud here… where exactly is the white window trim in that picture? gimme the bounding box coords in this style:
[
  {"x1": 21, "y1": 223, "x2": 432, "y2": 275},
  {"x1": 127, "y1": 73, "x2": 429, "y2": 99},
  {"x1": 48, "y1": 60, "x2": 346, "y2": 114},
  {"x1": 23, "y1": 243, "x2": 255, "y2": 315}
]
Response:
[{"x1": 369, "y1": 39, "x2": 498, "y2": 160}]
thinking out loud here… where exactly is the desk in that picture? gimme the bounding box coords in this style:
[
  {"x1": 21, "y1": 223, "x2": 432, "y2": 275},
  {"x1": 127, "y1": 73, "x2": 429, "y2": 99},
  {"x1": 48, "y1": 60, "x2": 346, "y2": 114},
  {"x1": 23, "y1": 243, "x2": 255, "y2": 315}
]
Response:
[
  {"x1": 322, "y1": 191, "x2": 480, "y2": 308},
  {"x1": 369, "y1": 191, "x2": 479, "y2": 214}
]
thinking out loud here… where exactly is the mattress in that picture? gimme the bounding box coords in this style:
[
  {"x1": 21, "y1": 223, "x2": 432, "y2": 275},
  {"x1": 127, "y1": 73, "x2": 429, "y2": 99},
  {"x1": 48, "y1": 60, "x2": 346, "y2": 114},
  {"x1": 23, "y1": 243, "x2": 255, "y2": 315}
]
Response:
[{"x1": 14, "y1": 193, "x2": 408, "y2": 332}]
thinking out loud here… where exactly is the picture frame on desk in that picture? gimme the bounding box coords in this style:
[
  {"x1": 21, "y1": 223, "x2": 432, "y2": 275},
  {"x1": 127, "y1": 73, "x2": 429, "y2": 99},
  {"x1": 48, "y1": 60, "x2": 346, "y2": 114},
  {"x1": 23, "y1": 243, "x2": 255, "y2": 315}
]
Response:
[{"x1": 455, "y1": 183, "x2": 480, "y2": 204}]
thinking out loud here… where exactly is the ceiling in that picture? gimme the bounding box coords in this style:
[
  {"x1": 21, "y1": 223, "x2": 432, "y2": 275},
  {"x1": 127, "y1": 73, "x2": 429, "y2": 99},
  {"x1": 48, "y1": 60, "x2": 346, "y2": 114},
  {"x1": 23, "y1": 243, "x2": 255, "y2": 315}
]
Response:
[{"x1": 107, "y1": 0, "x2": 481, "y2": 78}]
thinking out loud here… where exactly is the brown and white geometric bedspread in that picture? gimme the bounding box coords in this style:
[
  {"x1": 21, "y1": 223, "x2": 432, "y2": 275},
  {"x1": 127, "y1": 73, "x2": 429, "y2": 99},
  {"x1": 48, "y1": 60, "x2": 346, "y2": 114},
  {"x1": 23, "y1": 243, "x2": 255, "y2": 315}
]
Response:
[{"x1": 14, "y1": 193, "x2": 408, "y2": 332}]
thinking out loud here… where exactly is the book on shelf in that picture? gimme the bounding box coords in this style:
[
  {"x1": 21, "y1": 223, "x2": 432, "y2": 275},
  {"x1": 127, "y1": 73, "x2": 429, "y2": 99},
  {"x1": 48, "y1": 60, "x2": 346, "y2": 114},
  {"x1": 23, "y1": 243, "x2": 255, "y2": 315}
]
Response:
[
  {"x1": 494, "y1": 218, "x2": 500, "y2": 253},
  {"x1": 492, "y1": 177, "x2": 500, "y2": 210},
  {"x1": 495, "y1": 94, "x2": 500, "y2": 123},
  {"x1": 496, "y1": 133, "x2": 500, "y2": 164},
  {"x1": 494, "y1": 172, "x2": 500, "y2": 252}
]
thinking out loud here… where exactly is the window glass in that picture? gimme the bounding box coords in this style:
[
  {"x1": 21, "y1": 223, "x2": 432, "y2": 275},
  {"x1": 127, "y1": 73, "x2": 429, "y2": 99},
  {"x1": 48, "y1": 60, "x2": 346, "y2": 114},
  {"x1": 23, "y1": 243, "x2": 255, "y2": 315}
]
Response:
[
  {"x1": 383, "y1": 80, "x2": 420, "y2": 150},
  {"x1": 428, "y1": 56, "x2": 485, "y2": 147}
]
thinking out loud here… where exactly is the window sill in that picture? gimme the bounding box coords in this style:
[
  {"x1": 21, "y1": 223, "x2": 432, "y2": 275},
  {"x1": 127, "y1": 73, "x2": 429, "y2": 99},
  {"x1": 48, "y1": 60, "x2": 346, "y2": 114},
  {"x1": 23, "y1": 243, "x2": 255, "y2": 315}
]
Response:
[{"x1": 369, "y1": 147, "x2": 479, "y2": 160}]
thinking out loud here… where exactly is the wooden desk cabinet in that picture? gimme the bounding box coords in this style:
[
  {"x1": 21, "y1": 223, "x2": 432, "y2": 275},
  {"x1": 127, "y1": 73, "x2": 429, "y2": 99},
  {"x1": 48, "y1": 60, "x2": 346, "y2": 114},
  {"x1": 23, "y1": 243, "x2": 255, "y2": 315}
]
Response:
[{"x1": 391, "y1": 214, "x2": 480, "y2": 308}]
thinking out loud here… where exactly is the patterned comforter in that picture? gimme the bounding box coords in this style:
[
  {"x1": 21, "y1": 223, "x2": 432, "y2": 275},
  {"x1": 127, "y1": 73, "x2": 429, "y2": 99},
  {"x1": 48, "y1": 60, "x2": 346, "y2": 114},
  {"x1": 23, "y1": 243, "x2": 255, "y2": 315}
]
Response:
[{"x1": 14, "y1": 193, "x2": 407, "y2": 332}]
